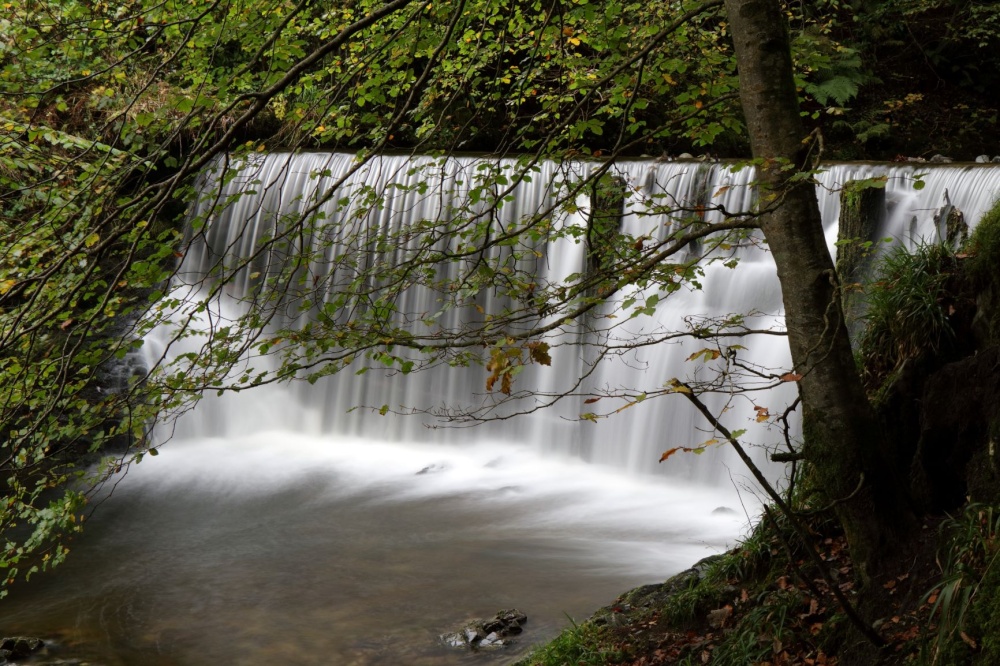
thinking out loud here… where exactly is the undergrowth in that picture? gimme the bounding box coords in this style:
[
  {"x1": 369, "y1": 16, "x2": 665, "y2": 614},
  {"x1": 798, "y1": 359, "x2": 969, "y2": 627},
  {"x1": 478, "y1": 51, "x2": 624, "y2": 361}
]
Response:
[
  {"x1": 857, "y1": 242, "x2": 959, "y2": 392},
  {"x1": 515, "y1": 616, "x2": 628, "y2": 666},
  {"x1": 919, "y1": 504, "x2": 1000, "y2": 665}
]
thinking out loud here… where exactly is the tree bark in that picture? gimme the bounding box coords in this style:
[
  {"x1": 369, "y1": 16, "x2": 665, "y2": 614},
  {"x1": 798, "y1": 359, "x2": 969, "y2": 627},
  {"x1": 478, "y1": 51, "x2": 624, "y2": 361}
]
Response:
[{"x1": 723, "y1": 0, "x2": 914, "y2": 583}]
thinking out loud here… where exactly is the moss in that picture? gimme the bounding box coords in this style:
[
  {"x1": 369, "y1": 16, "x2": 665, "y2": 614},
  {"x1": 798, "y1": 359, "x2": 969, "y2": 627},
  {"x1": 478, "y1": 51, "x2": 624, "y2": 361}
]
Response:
[
  {"x1": 965, "y1": 197, "x2": 1000, "y2": 345},
  {"x1": 966, "y1": 197, "x2": 1000, "y2": 289}
]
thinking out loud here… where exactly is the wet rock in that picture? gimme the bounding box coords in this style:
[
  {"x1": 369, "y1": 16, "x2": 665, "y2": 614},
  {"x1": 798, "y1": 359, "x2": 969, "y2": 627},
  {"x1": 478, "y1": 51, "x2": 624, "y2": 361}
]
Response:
[
  {"x1": 993, "y1": 156, "x2": 1000, "y2": 163},
  {"x1": 712, "y1": 506, "x2": 738, "y2": 515},
  {"x1": 977, "y1": 155, "x2": 991, "y2": 163},
  {"x1": 464, "y1": 625, "x2": 481, "y2": 644},
  {"x1": 929, "y1": 154, "x2": 953, "y2": 163},
  {"x1": 416, "y1": 463, "x2": 448, "y2": 475},
  {"x1": 441, "y1": 609, "x2": 527, "y2": 650},
  {"x1": 483, "y1": 608, "x2": 527, "y2": 634},
  {"x1": 932, "y1": 191, "x2": 968, "y2": 249},
  {"x1": 0, "y1": 636, "x2": 44, "y2": 661},
  {"x1": 677, "y1": 152, "x2": 694, "y2": 160}
]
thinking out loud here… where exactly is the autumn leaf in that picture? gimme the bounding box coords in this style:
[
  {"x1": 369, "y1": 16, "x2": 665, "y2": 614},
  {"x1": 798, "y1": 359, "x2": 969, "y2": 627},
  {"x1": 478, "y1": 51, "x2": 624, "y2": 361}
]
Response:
[
  {"x1": 754, "y1": 405, "x2": 770, "y2": 422},
  {"x1": 660, "y1": 447, "x2": 683, "y2": 462},
  {"x1": 659, "y1": 441, "x2": 711, "y2": 461},
  {"x1": 583, "y1": 397, "x2": 602, "y2": 404},
  {"x1": 779, "y1": 372, "x2": 803, "y2": 382},
  {"x1": 501, "y1": 372, "x2": 513, "y2": 395},
  {"x1": 686, "y1": 348, "x2": 722, "y2": 362},
  {"x1": 526, "y1": 340, "x2": 551, "y2": 366},
  {"x1": 667, "y1": 378, "x2": 692, "y2": 394}
]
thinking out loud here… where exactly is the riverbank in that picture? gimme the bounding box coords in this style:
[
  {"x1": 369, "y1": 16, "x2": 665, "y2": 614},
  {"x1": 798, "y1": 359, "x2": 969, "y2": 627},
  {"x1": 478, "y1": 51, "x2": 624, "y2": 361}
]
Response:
[{"x1": 513, "y1": 502, "x2": 1000, "y2": 666}]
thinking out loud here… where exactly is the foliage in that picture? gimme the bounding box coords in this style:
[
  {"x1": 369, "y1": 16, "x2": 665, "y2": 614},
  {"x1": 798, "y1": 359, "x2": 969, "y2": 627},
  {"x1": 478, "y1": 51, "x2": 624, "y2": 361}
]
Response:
[
  {"x1": 857, "y1": 242, "x2": 958, "y2": 391},
  {"x1": 921, "y1": 504, "x2": 1000, "y2": 665}
]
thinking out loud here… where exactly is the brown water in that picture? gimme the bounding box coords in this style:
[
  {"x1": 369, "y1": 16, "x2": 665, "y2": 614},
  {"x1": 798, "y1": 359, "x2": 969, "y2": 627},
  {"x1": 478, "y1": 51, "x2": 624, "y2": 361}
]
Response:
[{"x1": 0, "y1": 434, "x2": 747, "y2": 665}]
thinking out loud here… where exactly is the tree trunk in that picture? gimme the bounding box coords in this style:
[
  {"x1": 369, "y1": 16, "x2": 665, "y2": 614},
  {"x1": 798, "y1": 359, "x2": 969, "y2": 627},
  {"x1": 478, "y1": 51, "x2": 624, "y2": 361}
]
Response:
[{"x1": 723, "y1": 0, "x2": 914, "y2": 583}]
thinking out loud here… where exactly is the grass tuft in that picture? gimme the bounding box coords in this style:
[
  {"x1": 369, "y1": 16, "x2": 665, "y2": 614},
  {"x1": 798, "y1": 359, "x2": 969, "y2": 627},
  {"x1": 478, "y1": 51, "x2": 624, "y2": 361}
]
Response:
[{"x1": 857, "y1": 242, "x2": 958, "y2": 391}]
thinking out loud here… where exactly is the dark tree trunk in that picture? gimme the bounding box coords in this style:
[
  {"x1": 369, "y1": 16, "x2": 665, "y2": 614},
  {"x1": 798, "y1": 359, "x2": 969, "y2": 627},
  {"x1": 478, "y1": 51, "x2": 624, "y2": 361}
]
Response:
[{"x1": 724, "y1": 0, "x2": 915, "y2": 583}]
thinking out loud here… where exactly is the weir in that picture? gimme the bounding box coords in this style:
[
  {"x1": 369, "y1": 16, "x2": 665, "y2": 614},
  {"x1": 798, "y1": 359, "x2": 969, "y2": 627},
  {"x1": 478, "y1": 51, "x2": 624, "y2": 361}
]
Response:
[
  {"x1": 1, "y1": 158, "x2": 998, "y2": 665},
  {"x1": 162, "y1": 155, "x2": 1000, "y2": 481}
]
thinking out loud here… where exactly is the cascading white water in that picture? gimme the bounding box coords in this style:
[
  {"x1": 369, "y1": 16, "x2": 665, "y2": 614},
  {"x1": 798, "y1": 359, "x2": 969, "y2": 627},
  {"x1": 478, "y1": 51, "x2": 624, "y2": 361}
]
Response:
[
  {"x1": 161, "y1": 155, "x2": 1000, "y2": 482},
  {"x1": 2, "y1": 158, "x2": 998, "y2": 666}
]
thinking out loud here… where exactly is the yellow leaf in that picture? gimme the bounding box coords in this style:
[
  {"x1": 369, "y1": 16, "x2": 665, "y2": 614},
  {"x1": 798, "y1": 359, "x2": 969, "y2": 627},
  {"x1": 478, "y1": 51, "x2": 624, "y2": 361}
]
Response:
[
  {"x1": 85, "y1": 233, "x2": 100, "y2": 248},
  {"x1": 667, "y1": 377, "x2": 691, "y2": 395},
  {"x1": 695, "y1": 100, "x2": 703, "y2": 109},
  {"x1": 0, "y1": 279, "x2": 15, "y2": 295}
]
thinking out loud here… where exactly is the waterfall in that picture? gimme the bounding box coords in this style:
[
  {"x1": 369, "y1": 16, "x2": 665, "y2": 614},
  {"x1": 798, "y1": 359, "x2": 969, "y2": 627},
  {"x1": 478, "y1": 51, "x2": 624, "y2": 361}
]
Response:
[
  {"x1": 154, "y1": 156, "x2": 1000, "y2": 484},
  {"x1": 5, "y1": 159, "x2": 999, "y2": 666}
]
